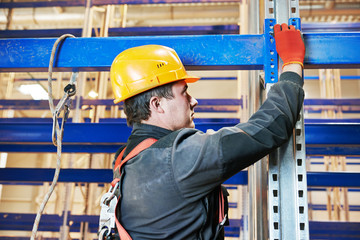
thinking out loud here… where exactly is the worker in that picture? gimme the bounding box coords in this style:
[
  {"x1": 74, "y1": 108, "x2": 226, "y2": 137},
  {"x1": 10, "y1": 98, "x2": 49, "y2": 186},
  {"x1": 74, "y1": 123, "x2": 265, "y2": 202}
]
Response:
[{"x1": 109, "y1": 23, "x2": 305, "y2": 239}]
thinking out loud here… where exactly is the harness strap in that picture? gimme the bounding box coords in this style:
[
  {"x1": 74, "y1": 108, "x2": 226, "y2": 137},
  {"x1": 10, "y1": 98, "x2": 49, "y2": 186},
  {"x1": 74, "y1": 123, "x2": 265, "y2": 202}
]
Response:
[
  {"x1": 213, "y1": 186, "x2": 228, "y2": 240},
  {"x1": 219, "y1": 187, "x2": 225, "y2": 224},
  {"x1": 114, "y1": 138, "x2": 158, "y2": 173},
  {"x1": 113, "y1": 138, "x2": 157, "y2": 240}
]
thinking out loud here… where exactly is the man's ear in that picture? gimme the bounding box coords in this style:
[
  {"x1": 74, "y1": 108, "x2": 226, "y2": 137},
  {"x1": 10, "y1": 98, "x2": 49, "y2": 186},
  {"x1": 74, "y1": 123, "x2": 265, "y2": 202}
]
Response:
[{"x1": 149, "y1": 96, "x2": 164, "y2": 113}]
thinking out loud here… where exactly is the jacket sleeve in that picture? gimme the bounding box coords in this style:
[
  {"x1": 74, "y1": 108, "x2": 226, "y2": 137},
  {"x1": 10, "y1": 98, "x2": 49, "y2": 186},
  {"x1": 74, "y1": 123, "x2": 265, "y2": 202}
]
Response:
[{"x1": 171, "y1": 72, "x2": 305, "y2": 200}]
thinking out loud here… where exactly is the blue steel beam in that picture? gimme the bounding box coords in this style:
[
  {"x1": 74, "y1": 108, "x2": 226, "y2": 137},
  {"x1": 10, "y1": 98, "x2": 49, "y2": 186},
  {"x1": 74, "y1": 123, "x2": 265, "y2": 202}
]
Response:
[
  {"x1": 305, "y1": 123, "x2": 360, "y2": 145},
  {"x1": 1, "y1": 122, "x2": 360, "y2": 144},
  {"x1": 0, "y1": 168, "x2": 359, "y2": 187},
  {"x1": 304, "y1": 99, "x2": 360, "y2": 106},
  {"x1": 1, "y1": 22, "x2": 347, "y2": 39},
  {"x1": 1, "y1": 98, "x2": 360, "y2": 111},
  {"x1": 307, "y1": 172, "x2": 360, "y2": 187},
  {"x1": 0, "y1": 25, "x2": 240, "y2": 38},
  {"x1": 304, "y1": 109, "x2": 360, "y2": 114},
  {"x1": 306, "y1": 146, "x2": 360, "y2": 156},
  {"x1": 0, "y1": 35, "x2": 264, "y2": 72},
  {"x1": 1, "y1": 33, "x2": 360, "y2": 72},
  {"x1": 0, "y1": 98, "x2": 242, "y2": 108},
  {"x1": 0, "y1": 0, "x2": 239, "y2": 8},
  {"x1": 309, "y1": 221, "x2": 360, "y2": 240},
  {"x1": 0, "y1": 98, "x2": 242, "y2": 113},
  {"x1": 309, "y1": 204, "x2": 360, "y2": 211},
  {"x1": 305, "y1": 119, "x2": 360, "y2": 124},
  {"x1": 10, "y1": 76, "x2": 360, "y2": 82},
  {"x1": 0, "y1": 212, "x2": 359, "y2": 240},
  {"x1": 0, "y1": 118, "x2": 241, "y2": 124},
  {"x1": 12, "y1": 77, "x2": 238, "y2": 81},
  {"x1": 2, "y1": 23, "x2": 360, "y2": 39},
  {"x1": 0, "y1": 122, "x2": 360, "y2": 154},
  {"x1": 304, "y1": 32, "x2": 360, "y2": 69},
  {"x1": 302, "y1": 22, "x2": 360, "y2": 33},
  {"x1": 305, "y1": 76, "x2": 360, "y2": 80},
  {"x1": 305, "y1": 123, "x2": 360, "y2": 156},
  {"x1": 0, "y1": 212, "x2": 98, "y2": 233}
]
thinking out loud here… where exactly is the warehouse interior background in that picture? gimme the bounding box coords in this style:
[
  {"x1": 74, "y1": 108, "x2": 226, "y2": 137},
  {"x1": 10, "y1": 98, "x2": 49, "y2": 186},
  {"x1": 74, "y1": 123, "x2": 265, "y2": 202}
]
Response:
[{"x1": 0, "y1": 0, "x2": 360, "y2": 239}]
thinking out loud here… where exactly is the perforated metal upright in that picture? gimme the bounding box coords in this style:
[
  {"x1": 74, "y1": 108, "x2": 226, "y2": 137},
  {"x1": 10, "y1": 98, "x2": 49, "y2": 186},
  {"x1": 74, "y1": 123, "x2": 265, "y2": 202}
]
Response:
[
  {"x1": 265, "y1": 0, "x2": 310, "y2": 239},
  {"x1": 247, "y1": 1, "x2": 268, "y2": 240}
]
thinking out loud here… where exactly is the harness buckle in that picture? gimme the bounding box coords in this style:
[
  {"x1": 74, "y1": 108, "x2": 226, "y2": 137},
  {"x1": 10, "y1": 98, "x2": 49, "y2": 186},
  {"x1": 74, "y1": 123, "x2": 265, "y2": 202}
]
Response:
[{"x1": 98, "y1": 185, "x2": 119, "y2": 239}]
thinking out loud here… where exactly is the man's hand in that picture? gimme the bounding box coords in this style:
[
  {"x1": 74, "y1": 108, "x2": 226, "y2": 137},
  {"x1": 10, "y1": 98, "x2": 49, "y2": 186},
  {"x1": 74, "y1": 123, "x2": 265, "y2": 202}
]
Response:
[{"x1": 274, "y1": 23, "x2": 305, "y2": 69}]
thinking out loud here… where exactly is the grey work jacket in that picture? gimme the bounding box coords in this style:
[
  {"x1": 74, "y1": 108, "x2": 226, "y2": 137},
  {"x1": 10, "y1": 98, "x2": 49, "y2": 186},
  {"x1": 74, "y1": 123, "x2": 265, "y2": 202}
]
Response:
[{"x1": 114, "y1": 72, "x2": 304, "y2": 239}]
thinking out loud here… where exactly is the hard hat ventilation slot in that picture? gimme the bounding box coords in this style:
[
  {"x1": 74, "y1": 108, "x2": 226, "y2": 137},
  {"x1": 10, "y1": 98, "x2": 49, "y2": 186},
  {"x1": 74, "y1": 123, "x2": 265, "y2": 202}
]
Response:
[{"x1": 157, "y1": 63, "x2": 165, "y2": 68}]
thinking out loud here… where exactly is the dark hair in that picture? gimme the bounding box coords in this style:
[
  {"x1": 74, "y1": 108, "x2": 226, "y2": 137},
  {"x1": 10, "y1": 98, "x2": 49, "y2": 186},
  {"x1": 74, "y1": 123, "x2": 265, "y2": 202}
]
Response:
[{"x1": 123, "y1": 82, "x2": 175, "y2": 126}]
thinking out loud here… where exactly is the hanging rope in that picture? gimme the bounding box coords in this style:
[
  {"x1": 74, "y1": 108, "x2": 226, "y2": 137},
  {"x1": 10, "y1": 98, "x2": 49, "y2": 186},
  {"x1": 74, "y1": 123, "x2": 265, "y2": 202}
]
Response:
[{"x1": 31, "y1": 34, "x2": 78, "y2": 239}]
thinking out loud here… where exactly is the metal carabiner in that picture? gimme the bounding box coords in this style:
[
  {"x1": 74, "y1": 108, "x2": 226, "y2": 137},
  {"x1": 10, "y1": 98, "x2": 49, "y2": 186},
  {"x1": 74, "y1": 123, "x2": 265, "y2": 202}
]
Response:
[
  {"x1": 104, "y1": 181, "x2": 119, "y2": 205},
  {"x1": 52, "y1": 94, "x2": 71, "y2": 146},
  {"x1": 51, "y1": 72, "x2": 78, "y2": 147},
  {"x1": 98, "y1": 181, "x2": 120, "y2": 239}
]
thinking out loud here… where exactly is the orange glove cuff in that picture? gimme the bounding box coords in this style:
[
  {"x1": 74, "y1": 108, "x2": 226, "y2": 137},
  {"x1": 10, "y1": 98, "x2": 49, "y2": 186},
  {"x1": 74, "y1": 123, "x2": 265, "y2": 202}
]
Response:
[
  {"x1": 274, "y1": 23, "x2": 305, "y2": 67},
  {"x1": 282, "y1": 61, "x2": 304, "y2": 69}
]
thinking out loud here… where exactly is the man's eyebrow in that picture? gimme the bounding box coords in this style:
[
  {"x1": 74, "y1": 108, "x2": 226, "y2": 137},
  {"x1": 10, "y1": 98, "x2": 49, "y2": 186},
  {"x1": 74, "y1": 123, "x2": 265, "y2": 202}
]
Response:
[{"x1": 183, "y1": 84, "x2": 188, "y2": 92}]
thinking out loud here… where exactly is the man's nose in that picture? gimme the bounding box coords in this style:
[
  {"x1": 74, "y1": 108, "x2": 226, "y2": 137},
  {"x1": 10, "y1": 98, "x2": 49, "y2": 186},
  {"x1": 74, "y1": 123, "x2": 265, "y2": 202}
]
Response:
[{"x1": 190, "y1": 96, "x2": 198, "y2": 108}]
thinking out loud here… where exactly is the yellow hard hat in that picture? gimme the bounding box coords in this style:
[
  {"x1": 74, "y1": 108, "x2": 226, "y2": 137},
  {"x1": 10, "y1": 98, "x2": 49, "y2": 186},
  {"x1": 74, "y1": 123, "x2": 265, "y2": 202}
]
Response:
[{"x1": 110, "y1": 45, "x2": 199, "y2": 103}]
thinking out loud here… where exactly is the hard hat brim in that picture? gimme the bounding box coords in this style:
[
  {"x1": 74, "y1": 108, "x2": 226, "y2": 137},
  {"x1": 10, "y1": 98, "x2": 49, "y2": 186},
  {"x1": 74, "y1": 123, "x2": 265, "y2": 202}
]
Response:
[{"x1": 184, "y1": 75, "x2": 200, "y2": 83}]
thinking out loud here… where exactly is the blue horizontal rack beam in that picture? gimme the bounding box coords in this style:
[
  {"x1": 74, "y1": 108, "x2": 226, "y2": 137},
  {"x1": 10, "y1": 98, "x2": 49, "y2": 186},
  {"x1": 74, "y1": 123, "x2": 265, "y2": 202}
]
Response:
[
  {"x1": 0, "y1": 98, "x2": 241, "y2": 113},
  {"x1": 0, "y1": 35, "x2": 264, "y2": 72},
  {"x1": 0, "y1": 25, "x2": 240, "y2": 38},
  {"x1": 304, "y1": 32, "x2": 360, "y2": 69},
  {"x1": 305, "y1": 76, "x2": 360, "y2": 81},
  {"x1": 1, "y1": 98, "x2": 360, "y2": 111},
  {"x1": 12, "y1": 76, "x2": 239, "y2": 81},
  {"x1": 0, "y1": 118, "x2": 240, "y2": 124},
  {"x1": 0, "y1": 98, "x2": 242, "y2": 109},
  {"x1": 304, "y1": 98, "x2": 360, "y2": 106},
  {"x1": 10, "y1": 76, "x2": 360, "y2": 82},
  {"x1": 302, "y1": 22, "x2": 360, "y2": 33},
  {"x1": 0, "y1": 168, "x2": 359, "y2": 187},
  {"x1": 305, "y1": 123, "x2": 360, "y2": 145},
  {"x1": 307, "y1": 172, "x2": 360, "y2": 187},
  {"x1": 304, "y1": 109, "x2": 360, "y2": 114},
  {"x1": 309, "y1": 204, "x2": 360, "y2": 212},
  {"x1": 0, "y1": 0, "x2": 240, "y2": 8},
  {"x1": 0, "y1": 212, "x2": 359, "y2": 240},
  {"x1": 306, "y1": 123, "x2": 360, "y2": 156},
  {"x1": 0, "y1": 121, "x2": 359, "y2": 154},
  {"x1": 1, "y1": 23, "x2": 356, "y2": 39},
  {"x1": 309, "y1": 221, "x2": 360, "y2": 240},
  {"x1": 0, "y1": 212, "x2": 98, "y2": 233},
  {"x1": 304, "y1": 119, "x2": 360, "y2": 124},
  {"x1": 1, "y1": 33, "x2": 360, "y2": 72},
  {"x1": 229, "y1": 220, "x2": 360, "y2": 239}
]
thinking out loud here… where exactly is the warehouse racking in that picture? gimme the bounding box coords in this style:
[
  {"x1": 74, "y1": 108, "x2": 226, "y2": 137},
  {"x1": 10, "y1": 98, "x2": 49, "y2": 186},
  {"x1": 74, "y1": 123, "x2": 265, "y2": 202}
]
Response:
[{"x1": 0, "y1": 0, "x2": 360, "y2": 239}]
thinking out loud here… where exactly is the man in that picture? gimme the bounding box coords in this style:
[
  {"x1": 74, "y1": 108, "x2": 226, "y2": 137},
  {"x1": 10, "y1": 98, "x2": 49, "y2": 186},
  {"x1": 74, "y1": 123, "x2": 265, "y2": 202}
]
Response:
[{"x1": 109, "y1": 23, "x2": 305, "y2": 239}]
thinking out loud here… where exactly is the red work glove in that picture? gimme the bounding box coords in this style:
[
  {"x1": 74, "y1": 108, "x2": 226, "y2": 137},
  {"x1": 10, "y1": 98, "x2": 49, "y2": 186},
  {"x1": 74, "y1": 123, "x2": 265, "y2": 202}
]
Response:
[{"x1": 274, "y1": 23, "x2": 305, "y2": 69}]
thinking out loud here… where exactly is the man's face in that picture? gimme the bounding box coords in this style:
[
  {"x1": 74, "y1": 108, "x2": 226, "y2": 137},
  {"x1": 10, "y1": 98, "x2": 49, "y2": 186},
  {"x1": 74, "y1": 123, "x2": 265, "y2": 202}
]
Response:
[{"x1": 160, "y1": 80, "x2": 198, "y2": 131}]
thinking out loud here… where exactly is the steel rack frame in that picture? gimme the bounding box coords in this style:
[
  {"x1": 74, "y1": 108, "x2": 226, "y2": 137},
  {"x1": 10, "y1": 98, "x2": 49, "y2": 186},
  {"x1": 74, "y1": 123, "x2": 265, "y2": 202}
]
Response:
[{"x1": 1, "y1": 0, "x2": 360, "y2": 238}]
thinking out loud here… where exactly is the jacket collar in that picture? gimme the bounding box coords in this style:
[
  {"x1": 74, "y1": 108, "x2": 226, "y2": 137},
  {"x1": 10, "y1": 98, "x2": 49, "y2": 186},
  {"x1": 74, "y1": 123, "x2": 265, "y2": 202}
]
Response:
[
  {"x1": 131, "y1": 123, "x2": 172, "y2": 140},
  {"x1": 123, "y1": 123, "x2": 172, "y2": 157}
]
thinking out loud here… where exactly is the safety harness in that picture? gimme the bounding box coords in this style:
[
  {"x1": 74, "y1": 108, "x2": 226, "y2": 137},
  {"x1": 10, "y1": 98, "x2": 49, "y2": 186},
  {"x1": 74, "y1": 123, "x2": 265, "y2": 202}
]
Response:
[
  {"x1": 113, "y1": 138, "x2": 157, "y2": 240},
  {"x1": 98, "y1": 138, "x2": 157, "y2": 239},
  {"x1": 98, "y1": 138, "x2": 227, "y2": 240}
]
